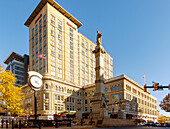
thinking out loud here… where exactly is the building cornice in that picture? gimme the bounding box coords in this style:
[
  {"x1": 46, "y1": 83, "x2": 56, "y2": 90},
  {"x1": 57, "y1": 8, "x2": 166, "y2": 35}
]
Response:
[{"x1": 24, "y1": 0, "x2": 82, "y2": 28}]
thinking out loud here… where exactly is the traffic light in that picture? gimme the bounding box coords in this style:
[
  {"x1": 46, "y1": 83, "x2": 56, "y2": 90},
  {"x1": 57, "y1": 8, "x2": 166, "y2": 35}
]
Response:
[
  {"x1": 153, "y1": 83, "x2": 159, "y2": 91},
  {"x1": 124, "y1": 101, "x2": 126, "y2": 105},
  {"x1": 169, "y1": 84, "x2": 170, "y2": 90},
  {"x1": 144, "y1": 84, "x2": 147, "y2": 92}
]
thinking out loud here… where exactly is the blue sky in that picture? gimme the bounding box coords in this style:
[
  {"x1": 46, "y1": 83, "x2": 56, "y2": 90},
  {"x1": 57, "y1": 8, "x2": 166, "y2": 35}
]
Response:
[{"x1": 0, "y1": 0, "x2": 170, "y2": 116}]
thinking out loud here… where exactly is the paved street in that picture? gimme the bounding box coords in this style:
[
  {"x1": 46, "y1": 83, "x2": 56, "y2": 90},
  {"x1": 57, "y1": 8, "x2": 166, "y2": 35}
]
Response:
[{"x1": 95, "y1": 127, "x2": 170, "y2": 129}]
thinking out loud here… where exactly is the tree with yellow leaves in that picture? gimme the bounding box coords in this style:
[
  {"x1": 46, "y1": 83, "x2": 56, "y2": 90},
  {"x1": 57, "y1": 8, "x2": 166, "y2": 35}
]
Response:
[
  {"x1": 158, "y1": 115, "x2": 166, "y2": 123},
  {"x1": 0, "y1": 65, "x2": 25, "y2": 115}
]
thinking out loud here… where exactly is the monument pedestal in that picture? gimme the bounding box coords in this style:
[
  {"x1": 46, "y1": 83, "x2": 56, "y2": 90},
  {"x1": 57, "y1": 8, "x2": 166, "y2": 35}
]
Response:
[
  {"x1": 76, "y1": 111, "x2": 82, "y2": 119},
  {"x1": 91, "y1": 93, "x2": 109, "y2": 119}
]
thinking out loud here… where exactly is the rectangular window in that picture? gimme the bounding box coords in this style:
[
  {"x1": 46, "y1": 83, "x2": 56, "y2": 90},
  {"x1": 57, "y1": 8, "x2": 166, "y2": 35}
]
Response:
[
  {"x1": 70, "y1": 46, "x2": 73, "y2": 50},
  {"x1": 70, "y1": 28, "x2": 73, "y2": 32},
  {"x1": 58, "y1": 69, "x2": 62, "y2": 73},
  {"x1": 51, "y1": 56, "x2": 55, "y2": 61},
  {"x1": 51, "y1": 30, "x2": 55, "y2": 35},
  {"x1": 70, "y1": 37, "x2": 73, "y2": 41},
  {"x1": 58, "y1": 29, "x2": 62, "y2": 35},
  {"x1": 58, "y1": 20, "x2": 62, "y2": 25},
  {"x1": 58, "y1": 25, "x2": 62, "y2": 30},
  {"x1": 43, "y1": 20, "x2": 46, "y2": 25},
  {"x1": 70, "y1": 42, "x2": 73, "y2": 46},
  {"x1": 119, "y1": 94, "x2": 121, "y2": 100},
  {"x1": 43, "y1": 30, "x2": 46, "y2": 35},
  {"x1": 51, "y1": 61, "x2": 55, "y2": 66},
  {"x1": 58, "y1": 74, "x2": 62, "y2": 78},
  {"x1": 51, "y1": 71, "x2": 55, "y2": 76},
  {"x1": 45, "y1": 93, "x2": 49, "y2": 99},
  {"x1": 58, "y1": 59, "x2": 62, "y2": 64},
  {"x1": 51, "y1": 35, "x2": 55, "y2": 40},
  {"x1": 58, "y1": 44, "x2": 62, "y2": 49},
  {"x1": 70, "y1": 55, "x2": 73, "y2": 59},
  {"x1": 51, "y1": 40, "x2": 55, "y2": 45},
  {"x1": 51, "y1": 66, "x2": 55, "y2": 71},
  {"x1": 51, "y1": 51, "x2": 55, "y2": 56},
  {"x1": 51, "y1": 14, "x2": 55, "y2": 20},
  {"x1": 51, "y1": 45, "x2": 55, "y2": 50},
  {"x1": 58, "y1": 39, "x2": 62, "y2": 44},
  {"x1": 70, "y1": 33, "x2": 73, "y2": 37},
  {"x1": 58, "y1": 64, "x2": 62, "y2": 68},
  {"x1": 43, "y1": 24, "x2": 46, "y2": 30},
  {"x1": 39, "y1": 19, "x2": 42, "y2": 24},
  {"x1": 58, "y1": 35, "x2": 62, "y2": 39},
  {"x1": 51, "y1": 25, "x2": 55, "y2": 30},
  {"x1": 58, "y1": 54, "x2": 62, "y2": 59}
]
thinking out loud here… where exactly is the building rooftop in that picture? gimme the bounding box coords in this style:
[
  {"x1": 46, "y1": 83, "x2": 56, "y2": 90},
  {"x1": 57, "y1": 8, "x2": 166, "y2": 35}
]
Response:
[
  {"x1": 24, "y1": 0, "x2": 82, "y2": 28},
  {"x1": 4, "y1": 51, "x2": 24, "y2": 64}
]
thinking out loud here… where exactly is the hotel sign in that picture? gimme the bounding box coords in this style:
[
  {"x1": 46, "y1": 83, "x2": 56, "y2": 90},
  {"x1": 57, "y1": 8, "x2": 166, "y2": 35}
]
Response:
[
  {"x1": 67, "y1": 22, "x2": 76, "y2": 30},
  {"x1": 35, "y1": 14, "x2": 42, "y2": 24}
]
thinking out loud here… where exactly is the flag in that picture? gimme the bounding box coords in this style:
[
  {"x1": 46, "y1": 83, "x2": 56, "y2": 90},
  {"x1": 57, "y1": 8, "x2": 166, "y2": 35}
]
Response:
[{"x1": 38, "y1": 54, "x2": 46, "y2": 59}]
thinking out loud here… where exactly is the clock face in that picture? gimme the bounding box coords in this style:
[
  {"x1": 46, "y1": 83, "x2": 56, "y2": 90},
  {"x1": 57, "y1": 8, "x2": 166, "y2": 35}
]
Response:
[{"x1": 30, "y1": 75, "x2": 43, "y2": 89}]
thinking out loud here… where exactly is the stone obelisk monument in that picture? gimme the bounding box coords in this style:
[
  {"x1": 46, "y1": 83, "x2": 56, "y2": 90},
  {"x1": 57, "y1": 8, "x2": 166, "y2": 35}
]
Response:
[{"x1": 91, "y1": 31, "x2": 109, "y2": 119}]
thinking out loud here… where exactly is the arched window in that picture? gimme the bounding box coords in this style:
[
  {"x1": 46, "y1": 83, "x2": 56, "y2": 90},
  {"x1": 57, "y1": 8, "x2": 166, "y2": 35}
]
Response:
[
  {"x1": 62, "y1": 87, "x2": 64, "y2": 92},
  {"x1": 118, "y1": 84, "x2": 121, "y2": 90},
  {"x1": 45, "y1": 84, "x2": 48, "y2": 89},
  {"x1": 56, "y1": 86, "x2": 58, "y2": 91},
  {"x1": 115, "y1": 85, "x2": 117, "y2": 90},
  {"x1": 112, "y1": 86, "x2": 114, "y2": 91}
]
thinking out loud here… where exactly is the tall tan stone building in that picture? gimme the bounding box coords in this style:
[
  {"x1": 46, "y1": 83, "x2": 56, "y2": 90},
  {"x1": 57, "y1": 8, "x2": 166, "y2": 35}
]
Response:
[
  {"x1": 24, "y1": 0, "x2": 113, "y2": 86},
  {"x1": 22, "y1": 0, "x2": 157, "y2": 122}
]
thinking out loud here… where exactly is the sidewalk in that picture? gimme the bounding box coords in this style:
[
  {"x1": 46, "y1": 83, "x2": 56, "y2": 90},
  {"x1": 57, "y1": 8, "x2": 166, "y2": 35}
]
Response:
[{"x1": 0, "y1": 125, "x2": 95, "y2": 129}]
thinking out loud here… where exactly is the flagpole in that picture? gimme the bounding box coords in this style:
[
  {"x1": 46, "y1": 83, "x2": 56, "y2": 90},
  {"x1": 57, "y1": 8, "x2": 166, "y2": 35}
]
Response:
[
  {"x1": 144, "y1": 73, "x2": 146, "y2": 85},
  {"x1": 46, "y1": 54, "x2": 48, "y2": 73}
]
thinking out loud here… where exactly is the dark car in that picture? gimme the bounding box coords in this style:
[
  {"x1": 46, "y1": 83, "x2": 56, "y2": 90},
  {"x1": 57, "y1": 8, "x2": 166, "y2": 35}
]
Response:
[
  {"x1": 164, "y1": 122, "x2": 170, "y2": 127},
  {"x1": 145, "y1": 121, "x2": 155, "y2": 126}
]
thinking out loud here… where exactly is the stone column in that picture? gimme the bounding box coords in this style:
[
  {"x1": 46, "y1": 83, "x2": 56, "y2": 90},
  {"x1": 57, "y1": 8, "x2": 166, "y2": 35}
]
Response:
[{"x1": 91, "y1": 31, "x2": 109, "y2": 119}]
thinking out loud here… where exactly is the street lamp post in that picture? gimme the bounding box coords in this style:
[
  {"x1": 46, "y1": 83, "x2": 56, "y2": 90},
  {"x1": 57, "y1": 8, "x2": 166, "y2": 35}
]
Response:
[{"x1": 27, "y1": 71, "x2": 43, "y2": 128}]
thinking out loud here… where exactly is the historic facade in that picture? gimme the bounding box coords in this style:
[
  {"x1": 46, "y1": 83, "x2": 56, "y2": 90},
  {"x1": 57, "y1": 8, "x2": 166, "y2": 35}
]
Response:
[{"x1": 21, "y1": 0, "x2": 158, "y2": 122}]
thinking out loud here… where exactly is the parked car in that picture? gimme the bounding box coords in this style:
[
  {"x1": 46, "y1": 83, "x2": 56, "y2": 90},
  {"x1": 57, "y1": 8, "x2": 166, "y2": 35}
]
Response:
[
  {"x1": 145, "y1": 121, "x2": 155, "y2": 126},
  {"x1": 155, "y1": 123, "x2": 161, "y2": 127},
  {"x1": 137, "y1": 122, "x2": 145, "y2": 126},
  {"x1": 164, "y1": 122, "x2": 170, "y2": 127}
]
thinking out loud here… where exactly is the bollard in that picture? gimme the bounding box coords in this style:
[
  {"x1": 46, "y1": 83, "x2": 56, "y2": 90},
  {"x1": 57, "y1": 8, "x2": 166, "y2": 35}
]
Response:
[
  {"x1": 6, "y1": 120, "x2": 8, "y2": 128},
  {"x1": 81, "y1": 118, "x2": 83, "y2": 126},
  {"x1": 2, "y1": 119, "x2": 4, "y2": 128},
  {"x1": 19, "y1": 120, "x2": 21, "y2": 129},
  {"x1": 55, "y1": 119, "x2": 58, "y2": 128},
  {"x1": 12, "y1": 119, "x2": 14, "y2": 129},
  {"x1": 90, "y1": 118, "x2": 92, "y2": 125},
  {"x1": 69, "y1": 119, "x2": 71, "y2": 127}
]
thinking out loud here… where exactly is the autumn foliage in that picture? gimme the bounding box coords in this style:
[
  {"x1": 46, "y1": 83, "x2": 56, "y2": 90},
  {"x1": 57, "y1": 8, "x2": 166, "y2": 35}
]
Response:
[
  {"x1": 0, "y1": 65, "x2": 25, "y2": 115},
  {"x1": 159, "y1": 93, "x2": 170, "y2": 112},
  {"x1": 157, "y1": 115, "x2": 166, "y2": 123}
]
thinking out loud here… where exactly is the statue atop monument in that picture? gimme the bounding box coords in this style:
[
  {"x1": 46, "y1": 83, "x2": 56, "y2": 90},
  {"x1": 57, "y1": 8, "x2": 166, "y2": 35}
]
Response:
[
  {"x1": 93, "y1": 30, "x2": 106, "y2": 54},
  {"x1": 97, "y1": 30, "x2": 102, "y2": 45}
]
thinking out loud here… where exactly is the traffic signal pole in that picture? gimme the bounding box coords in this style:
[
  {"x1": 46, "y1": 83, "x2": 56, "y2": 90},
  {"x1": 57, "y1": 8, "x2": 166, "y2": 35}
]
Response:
[{"x1": 144, "y1": 83, "x2": 170, "y2": 92}]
